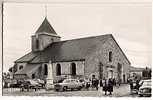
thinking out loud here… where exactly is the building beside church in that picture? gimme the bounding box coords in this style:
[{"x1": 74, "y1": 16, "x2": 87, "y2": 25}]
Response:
[{"x1": 13, "y1": 17, "x2": 131, "y2": 83}]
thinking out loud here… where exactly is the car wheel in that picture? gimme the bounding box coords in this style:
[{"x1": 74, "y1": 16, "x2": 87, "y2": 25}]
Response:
[
  {"x1": 78, "y1": 86, "x2": 82, "y2": 90},
  {"x1": 71, "y1": 88, "x2": 74, "y2": 91},
  {"x1": 139, "y1": 94, "x2": 143, "y2": 97},
  {"x1": 63, "y1": 86, "x2": 67, "y2": 91},
  {"x1": 55, "y1": 89, "x2": 59, "y2": 91},
  {"x1": 54, "y1": 88, "x2": 58, "y2": 91}
]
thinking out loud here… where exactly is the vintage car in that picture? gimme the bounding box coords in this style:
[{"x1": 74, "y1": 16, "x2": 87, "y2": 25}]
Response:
[
  {"x1": 9, "y1": 79, "x2": 20, "y2": 88},
  {"x1": 20, "y1": 79, "x2": 42, "y2": 91},
  {"x1": 54, "y1": 79, "x2": 83, "y2": 91},
  {"x1": 138, "y1": 79, "x2": 151, "y2": 97}
]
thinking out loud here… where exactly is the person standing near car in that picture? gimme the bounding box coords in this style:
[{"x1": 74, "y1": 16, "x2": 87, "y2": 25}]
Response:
[
  {"x1": 135, "y1": 79, "x2": 140, "y2": 90},
  {"x1": 112, "y1": 78, "x2": 116, "y2": 86},
  {"x1": 108, "y1": 78, "x2": 113, "y2": 95},
  {"x1": 91, "y1": 75, "x2": 99, "y2": 90},
  {"x1": 85, "y1": 78, "x2": 90, "y2": 90},
  {"x1": 95, "y1": 78, "x2": 99, "y2": 90},
  {"x1": 129, "y1": 79, "x2": 133, "y2": 93},
  {"x1": 102, "y1": 79, "x2": 108, "y2": 95}
]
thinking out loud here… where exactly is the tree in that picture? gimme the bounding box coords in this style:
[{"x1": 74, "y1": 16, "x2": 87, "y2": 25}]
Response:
[
  {"x1": 8, "y1": 64, "x2": 17, "y2": 73},
  {"x1": 142, "y1": 67, "x2": 151, "y2": 79}
]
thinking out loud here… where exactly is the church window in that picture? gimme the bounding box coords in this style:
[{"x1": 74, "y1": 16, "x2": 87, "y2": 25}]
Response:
[
  {"x1": 56, "y1": 64, "x2": 61, "y2": 76},
  {"x1": 32, "y1": 74, "x2": 35, "y2": 79},
  {"x1": 109, "y1": 51, "x2": 112, "y2": 62},
  {"x1": 44, "y1": 64, "x2": 48, "y2": 75},
  {"x1": 71, "y1": 63, "x2": 76, "y2": 75},
  {"x1": 19, "y1": 65, "x2": 23, "y2": 70},
  {"x1": 36, "y1": 39, "x2": 39, "y2": 49}
]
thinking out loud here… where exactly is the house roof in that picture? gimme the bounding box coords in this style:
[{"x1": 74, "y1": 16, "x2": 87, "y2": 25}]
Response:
[
  {"x1": 15, "y1": 34, "x2": 131, "y2": 64},
  {"x1": 130, "y1": 66, "x2": 145, "y2": 72},
  {"x1": 36, "y1": 17, "x2": 57, "y2": 34}
]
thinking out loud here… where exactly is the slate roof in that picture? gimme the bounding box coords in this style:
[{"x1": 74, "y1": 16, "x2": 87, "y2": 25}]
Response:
[
  {"x1": 36, "y1": 17, "x2": 57, "y2": 34},
  {"x1": 15, "y1": 52, "x2": 38, "y2": 63},
  {"x1": 15, "y1": 64, "x2": 41, "y2": 74},
  {"x1": 15, "y1": 34, "x2": 131, "y2": 64}
]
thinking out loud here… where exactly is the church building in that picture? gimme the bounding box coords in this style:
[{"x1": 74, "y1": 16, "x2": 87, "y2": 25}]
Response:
[{"x1": 14, "y1": 17, "x2": 131, "y2": 83}]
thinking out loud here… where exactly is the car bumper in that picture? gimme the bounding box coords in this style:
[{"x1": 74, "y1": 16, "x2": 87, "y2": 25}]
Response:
[
  {"x1": 138, "y1": 92, "x2": 151, "y2": 97},
  {"x1": 46, "y1": 84, "x2": 54, "y2": 90},
  {"x1": 138, "y1": 88, "x2": 151, "y2": 97},
  {"x1": 54, "y1": 85, "x2": 62, "y2": 91}
]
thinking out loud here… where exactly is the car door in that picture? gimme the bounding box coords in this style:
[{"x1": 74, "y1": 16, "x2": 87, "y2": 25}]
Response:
[
  {"x1": 68, "y1": 79, "x2": 75, "y2": 89},
  {"x1": 64, "y1": 80, "x2": 71, "y2": 88},
  {"x1": 73, "y1": 80, "x2": 79, "y2": 88}
]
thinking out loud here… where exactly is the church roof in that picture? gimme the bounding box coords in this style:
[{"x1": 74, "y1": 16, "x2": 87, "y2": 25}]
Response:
[
  {"x1": 15, "y1": 34, "x2": 131, "y2": 64},
  {"x1": 36, "y1": 17, "x2": 57, "y2": 34}
]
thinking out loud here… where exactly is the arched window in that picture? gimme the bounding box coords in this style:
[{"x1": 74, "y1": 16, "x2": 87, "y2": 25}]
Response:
[
  {"x1": 32, "y1": 74, "x2": 35, "y2": 79},
  {"x1": 44, "y1": 64, "x2": 48, "y2": 75},
  {"x1": 71, "y1": 63, "x2": 76, "y2": 75},
  {"x1": 36, "y1": 39, "x2": 39, "y2": 49},
  {"x1": 19, "y1": 65, "x2": 23, "y2": 70},
  {"x1": 56, "y1": 64, "x2": 61, "y2": 76},
  {"x1": 109, "y1": 51, "x2": 112, "y2": 62}
]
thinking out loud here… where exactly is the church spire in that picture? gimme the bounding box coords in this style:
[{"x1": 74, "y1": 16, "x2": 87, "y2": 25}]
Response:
[{"x1": 35, "y1": 17, "x2": 57, "y2": 34}]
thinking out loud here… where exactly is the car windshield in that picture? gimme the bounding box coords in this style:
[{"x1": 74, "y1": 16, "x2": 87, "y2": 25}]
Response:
[
  {"x1": 28, "y1": 80, "x2": 39, "y2": 85},
  {"x1": 63, "y1": 80, "x2": 71, "y2": 83}
]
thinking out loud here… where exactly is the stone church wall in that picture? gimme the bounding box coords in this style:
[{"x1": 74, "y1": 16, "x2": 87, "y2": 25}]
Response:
[{"x1": 84, "y1": 36, "x2": 130, "y2": 83}]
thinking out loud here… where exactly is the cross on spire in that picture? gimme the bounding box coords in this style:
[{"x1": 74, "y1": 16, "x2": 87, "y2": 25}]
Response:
[{"x1": 45, "y1": 4, "x2": 47, "y2": 18}]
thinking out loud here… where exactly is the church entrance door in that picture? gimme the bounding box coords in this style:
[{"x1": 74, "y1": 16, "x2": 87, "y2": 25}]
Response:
[{"x1": 108, "y1": 70, "x2": 113, "y2": 79}]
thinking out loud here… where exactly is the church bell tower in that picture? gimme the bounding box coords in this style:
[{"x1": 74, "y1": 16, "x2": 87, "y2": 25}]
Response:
[{"x1": 31, "y1": 17, "x2": 61, "y2": 52}]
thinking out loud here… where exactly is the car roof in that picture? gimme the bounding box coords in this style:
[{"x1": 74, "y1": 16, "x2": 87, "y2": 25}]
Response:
[{"x1": 64, "y1": 79, "x2": 78, "y2": 81}]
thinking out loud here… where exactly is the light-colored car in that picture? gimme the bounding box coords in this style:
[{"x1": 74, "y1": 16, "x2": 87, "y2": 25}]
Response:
[
  {"x1": 21, "y1": 79, "x2": 42, "y2": 91},
  {"x1": 138, "y1": 79, "x2": 151, "y2": 97},
  {"x1": 54, "y1": 79, "x2": 83, "y2": 91}
]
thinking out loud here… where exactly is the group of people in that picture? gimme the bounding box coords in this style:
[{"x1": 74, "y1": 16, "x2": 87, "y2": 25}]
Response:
[
  {"x1": 128, "y1": 78, "x2": 141, "y2": 93},
  {"x1": 102, "y1": 78, "x2": 114, "y2": 95},
  {"x1": 84, "y1": 75, "x2": 121, "y2": 95}
]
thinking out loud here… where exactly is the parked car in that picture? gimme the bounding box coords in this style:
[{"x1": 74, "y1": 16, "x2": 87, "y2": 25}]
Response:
[
  {"x1": 138, "y1": 79, "x2": 151, "y2": 97},
  {"x1": 20, "y1": 79, "x2": 42, "y2": 91},
  {"x1": 10, "y1": 81, "x2": 22, "y2": 88},
  {"x1": 54, "y1": 79, "x2": 83, "y2": 91},
  {"x1": 9, "y1": 79, "x2": 20, "y2": 88},
  {"x1": 34, "y1": 79, "x2": 45, "y2": 88}
]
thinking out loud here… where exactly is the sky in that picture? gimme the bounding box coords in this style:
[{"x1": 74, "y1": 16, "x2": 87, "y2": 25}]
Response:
[{"x1": 3, "y1": 1, "x2": 152, "y2": 72}]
